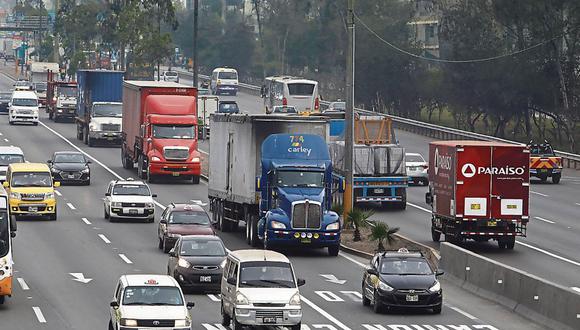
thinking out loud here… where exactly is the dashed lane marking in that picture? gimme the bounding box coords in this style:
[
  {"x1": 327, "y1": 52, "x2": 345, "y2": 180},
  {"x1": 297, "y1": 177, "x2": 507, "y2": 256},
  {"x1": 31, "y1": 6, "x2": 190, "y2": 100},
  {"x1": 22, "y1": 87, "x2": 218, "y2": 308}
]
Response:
[
  {"x1": 448, "y1": 305, "x2": 479, "y2": 320},
  {"x1": 66, "y1": 202, "x2": 76, "y2": 210},
  {"x1": 32, "y1": 307, "x2": 47, "y2": 323},
  {"x1": 17, "y1": 278, "x2": 30, "y2": 290},
  {"x1": 98, "y1": 234, "x2": 111, "y2": 244},
  {"x1": 54, "y1": 190, "x2": 62, "y2": 196},
  {"x1": 3, "y1": 138, "x2": 8, "y2": 142},
  {"x1": 534, "y1": 216, "x2": 555, "y2": 224},
  {"x1": 300, "y1": 296, "x2": 351, "y2": 330},
  {"x1": 407, "y1": 202, "x2": 431, "y2": 213},
  {"x1": 572, "y1": 287, "x2": 580, "y2": 293},
  {"x1": 119, "y1": 254, "x2": 133, "y2": 264},
  {"x1": 81, "y1": 217, "x2": 91, "y2": 225},
  {"x1": 531, "y1": 191, "x2": 549, "y2": 197}
]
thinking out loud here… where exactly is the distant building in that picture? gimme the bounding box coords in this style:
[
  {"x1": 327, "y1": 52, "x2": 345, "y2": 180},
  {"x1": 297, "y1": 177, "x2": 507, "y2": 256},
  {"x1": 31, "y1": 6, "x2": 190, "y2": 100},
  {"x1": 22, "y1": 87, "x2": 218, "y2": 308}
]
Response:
[{"x1": 408, "y1": 0, "x2": 440, "y2": 58}]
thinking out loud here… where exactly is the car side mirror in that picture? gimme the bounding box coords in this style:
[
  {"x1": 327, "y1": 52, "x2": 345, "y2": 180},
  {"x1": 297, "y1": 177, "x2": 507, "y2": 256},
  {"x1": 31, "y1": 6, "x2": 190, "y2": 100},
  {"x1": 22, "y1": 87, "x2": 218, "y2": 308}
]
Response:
[
  {"x1": 436, "y1": 270, "x2": 445, "y2": 277},
  {"x1": 110, "y1": 301, "x2": 119, "y2": 309},
  {"x1": 47, "y1": 160, "x2": 52, "y2": 164},
  {"x1": 366, "y1": 268, "x2": 379, "y2": 276},
  {"x1": 86, "y1": 161, "x2": 92, "y2": 164},
  {"x1": 425, "y1": 192, "x2": 433, "y2": 205},
  {"x1": 186, "y1": 302, "x2": 195, "y2": 309},
  {"x1": 297, "y1": 278, "x2": 306, "y2": 287},
  {"x1": 152, "y1": 194, "x2": 157, "y2": 198},
  {"x1": 10, "y1": 231, "x2": 16, "y2": 238},
  {"x1": 2, "y1": 182, "x2": 8, "y2": 188},
  {"x1": 160, "y1": 219, "x2": 167, "y2": 224},
  {"x1": 105, "y1": 192, "x2": 111, "y2": 197},
  {"x1": 54, "y1": 182, "x2": 61, "y2": 187},
  {"x1": 227, "y1": 277, "x2": 237, "y2": 286},
  {"x1": 169, "y1": 249, "x2": 177, "y2": 257}
]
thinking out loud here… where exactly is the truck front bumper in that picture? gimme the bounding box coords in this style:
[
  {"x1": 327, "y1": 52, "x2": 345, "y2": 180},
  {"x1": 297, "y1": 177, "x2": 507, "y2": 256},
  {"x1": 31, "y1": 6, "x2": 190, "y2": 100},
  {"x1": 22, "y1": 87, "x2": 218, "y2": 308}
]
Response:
[
  {"x1": 149, "y1": 162, "x2": 201, "y2": 177},
  {"x1": 266, "y1": 229, "x2": 341, "y2": 247},
  {"x1": 54, "y1": 107, "x2": 77, "y2": 118},
  {"x1": 234, "y1": 305, "x2": 302, "y2": 326},
  {"x1": 89, "y1": 131, "x2": 122, "y2": 143},
  {"x1": 9, "y1": 199, "x2": 56, "y2": 217}
]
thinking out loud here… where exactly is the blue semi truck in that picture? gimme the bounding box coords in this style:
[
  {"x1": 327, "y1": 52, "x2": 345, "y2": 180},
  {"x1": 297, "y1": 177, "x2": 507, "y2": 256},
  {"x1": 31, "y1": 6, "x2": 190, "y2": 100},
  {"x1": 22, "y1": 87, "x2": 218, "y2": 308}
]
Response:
[{"x1": 208, "y1": 114, "x2": 343, "y2": 256}]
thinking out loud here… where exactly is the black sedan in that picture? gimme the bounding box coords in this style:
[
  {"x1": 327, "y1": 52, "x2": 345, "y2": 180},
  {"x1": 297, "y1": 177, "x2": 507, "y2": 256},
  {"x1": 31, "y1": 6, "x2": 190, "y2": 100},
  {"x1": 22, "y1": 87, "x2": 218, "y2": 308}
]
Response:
[
  {"x1": 167, "y1": 235, "x2": 227, "y2": 293},
  {"x1": 48, "y1": 151, "x2": 91, "y2": 185},
  {"x1": 362, "y1": 248, "x2": 443, "y2": 314},
  {"x1": 0, "y1": 92, "x2": 11, "y2": 114}
]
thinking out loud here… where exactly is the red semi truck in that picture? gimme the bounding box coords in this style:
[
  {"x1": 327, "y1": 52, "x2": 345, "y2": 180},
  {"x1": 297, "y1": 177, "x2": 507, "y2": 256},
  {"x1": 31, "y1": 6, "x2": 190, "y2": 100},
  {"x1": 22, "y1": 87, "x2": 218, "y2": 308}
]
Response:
[
  {"x1": 425, "y1": 141, "x2": 530, "y2": 249},
  {"x1": 121, "y1": 81, "x2": 201, "y2": 184}
]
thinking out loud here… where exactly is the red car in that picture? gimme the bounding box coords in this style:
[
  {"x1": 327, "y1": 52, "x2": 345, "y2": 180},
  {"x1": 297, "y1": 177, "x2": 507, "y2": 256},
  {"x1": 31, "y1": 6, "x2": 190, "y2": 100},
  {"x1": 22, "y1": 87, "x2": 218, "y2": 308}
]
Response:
[{"x1": 158, "y1": 203, "x2": 215, "y2": 252}]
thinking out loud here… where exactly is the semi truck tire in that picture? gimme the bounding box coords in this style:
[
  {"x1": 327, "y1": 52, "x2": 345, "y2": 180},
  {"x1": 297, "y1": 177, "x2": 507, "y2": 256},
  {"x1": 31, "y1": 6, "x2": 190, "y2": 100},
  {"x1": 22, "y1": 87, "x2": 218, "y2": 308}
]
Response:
[
  {"x1": 83, "y1": 127, "x2": 89, "y2": 144},
  {"x1": 506, "y1": 236, "x2": 515, "y2": 250},
  {"x1": 192, "y1": 175, "x2": 200, "y2": 184},
  {"x1": 77, "y1": 123, "x2": 83, "y2": 140},
  {"x1": 218, "y1": 201, "x2": 230, "y2": 232},
  {"x1": 328, "y1": 245, "x2": 339, "y2": 256},
  {"x1": 121, "y1": 146, "x2": 134, "y2": 170},
  {"x1": 249, "y1": 214, "x2": 260, "y2": 247},
  {"x1": 137, "y1": 155, "x2": 147, "y2": 179},
  {"x1": 88, "y1": 136, "x2": 95, "y2": 147},
  {"x1": 431, "y1": 227, "x2": 441, "y2": 242},
  {"x1": 48, "y1": 111, "x2": 53, "y2": 120},
  {"x1": 552, "y1": 173, "x2": 561, "y2": 184}
]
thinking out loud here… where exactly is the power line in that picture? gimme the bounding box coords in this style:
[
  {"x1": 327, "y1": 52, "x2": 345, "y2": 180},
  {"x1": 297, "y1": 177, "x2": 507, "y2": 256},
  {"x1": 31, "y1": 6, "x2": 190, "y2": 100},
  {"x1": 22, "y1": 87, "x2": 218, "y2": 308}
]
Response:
[{"x1": 354, "y1": 12, "x2": 569, "y2": 64}]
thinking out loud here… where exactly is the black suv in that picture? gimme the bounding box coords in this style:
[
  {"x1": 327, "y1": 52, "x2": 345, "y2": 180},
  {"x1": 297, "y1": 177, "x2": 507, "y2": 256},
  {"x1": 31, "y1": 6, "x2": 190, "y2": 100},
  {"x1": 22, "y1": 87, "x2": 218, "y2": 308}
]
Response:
[{"x1": 361, "y1": 248, "x2": 443, "y2": 314}]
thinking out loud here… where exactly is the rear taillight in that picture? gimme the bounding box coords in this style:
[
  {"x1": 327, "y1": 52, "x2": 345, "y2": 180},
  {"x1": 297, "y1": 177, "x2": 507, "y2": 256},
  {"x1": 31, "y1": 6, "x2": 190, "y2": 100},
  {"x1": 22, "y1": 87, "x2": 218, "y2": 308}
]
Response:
[
  {"x1": 315, "y1": 97, "x2": 320, "y2": 110},
  {"x1": 282, "y1": 97, "x2": 287, "y2": 106}
]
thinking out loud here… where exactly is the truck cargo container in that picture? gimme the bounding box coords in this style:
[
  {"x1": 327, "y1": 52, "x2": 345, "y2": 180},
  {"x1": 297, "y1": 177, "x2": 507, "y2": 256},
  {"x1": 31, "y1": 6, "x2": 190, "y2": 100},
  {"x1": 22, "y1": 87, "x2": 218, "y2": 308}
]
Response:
[
  {"x1": 29, "y1": 62, "x2": 59, "y2": 107},
  {"x1": 121, "y1": 81, "x2": 200, "y2": 184},
  {"x1": 425, "y1": 141, "x2": 530, "y2": 249},
  {"x1": 197, "y1": 95, "x2": 218, "y2": 139},
  {"x1": 208, "y1": 114, "x2": 342, "y2": 255},
  {"x1": 75, "y1": 70, "x2": 124, "y2": 146}
]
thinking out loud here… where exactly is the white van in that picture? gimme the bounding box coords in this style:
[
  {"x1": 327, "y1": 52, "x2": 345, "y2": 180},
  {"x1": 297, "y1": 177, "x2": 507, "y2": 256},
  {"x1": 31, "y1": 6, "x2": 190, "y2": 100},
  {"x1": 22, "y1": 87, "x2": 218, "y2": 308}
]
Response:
[
  {"x1": 0, "y1": 146, "x2": 24, "y2": 182},
  {"x1": 210, "y1": 67, "x2": 239, "y2": 95},
  {"x1": 261, "y1": 76, "x2": 320, "y2": 114},
  {"x1": 9, "y1": 90, "x2": 39, "y2": 125},
  {"x1": 221, "y1": 250, "x2": 304, "y2": 330}
]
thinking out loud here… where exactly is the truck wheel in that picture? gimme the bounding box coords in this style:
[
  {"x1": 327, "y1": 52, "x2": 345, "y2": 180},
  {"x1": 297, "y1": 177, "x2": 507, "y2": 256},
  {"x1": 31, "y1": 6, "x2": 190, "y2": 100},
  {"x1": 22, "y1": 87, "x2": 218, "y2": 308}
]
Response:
[
  {"x1": 192, "y1": 175, "x2": 200, "y2": 184},
  {"x1": 83, "y1": 127, "x2": 89, "y2": 144},
  {"x1": 77, "y1": 124, "x2": 83, "y2": 140},
  {"x1": 218, "y1": 201, "x2": 229, "y2": 232},
  {"x1": 221, "y1": 302, "x2": 231, "y2": 326},
  {"x1": 552, "y1": 173, "x2": 561, "y2": 184},
  {"x1": 88, "y1": 136, "x2": 94, "y2": 147},
  {"x1": 0, "y1": 295, "x2": 5, "y2": 304},
  {"x1": 506, "y1": 237, "x2": 516, "y2": 250},
  {"x1": 498, "y1": 240, "x2": 507, "y2": 249},
  {"x1": 290, "y1": 323, "x2": 301, "y2": 330},
  {"x1": 245, "y1": 212, "x2": 251, "y2": 244},
  {"x1": 48, "y1": 111, "x2": 53, "y2": 120},
  {"x1": 431, "y1": 227, "x2": 441, "y2": 242},
  {"x1": 121, "y1": 146, "x2": 134, "y2": 170},
  {"x1": 328, "y1": 245, "x2": 339, "y2": 256},
  {"x1": 249, "y1": 214, "x2": 261, "y2": 247},
  {"x1": 147, "y1": 167, "x2": 155, "y2": 183}
]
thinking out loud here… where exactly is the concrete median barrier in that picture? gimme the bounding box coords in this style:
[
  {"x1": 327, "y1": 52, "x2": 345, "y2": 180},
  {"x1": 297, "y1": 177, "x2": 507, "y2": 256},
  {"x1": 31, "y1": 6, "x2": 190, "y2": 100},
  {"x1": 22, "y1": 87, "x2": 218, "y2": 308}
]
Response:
[{"x1": 440, "y1": 242, "x2": 580, "y2": 330}]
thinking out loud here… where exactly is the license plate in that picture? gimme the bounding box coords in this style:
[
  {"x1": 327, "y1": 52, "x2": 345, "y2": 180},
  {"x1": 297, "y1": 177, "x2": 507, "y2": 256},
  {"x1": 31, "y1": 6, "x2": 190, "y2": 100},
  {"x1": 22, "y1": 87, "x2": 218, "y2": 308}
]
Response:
[
  {"x1": 300, "y1": 238, "x2": 311, "y2": 244},
  {"x1": 374, "y1": 188, "x2": 384, "y2": 193},
  {"x1": 262, "y1": 317, "x2": 277, "y2": 324},
  {"x1": 68, "y1": 174, "x2": 75, "y2": 179},
  {"x1": 108, "y1": 137, "x2": 114, "y2": 140},
  {"x1": 129, "y1": 209, "x2": 138, "y2": 214},
  {"x1": 406, "y1": 294, "x2": 418, "y2": 302},
  {"x1": 172, "y1": 172, "x2": 180, "y2": 177},
  {"x1": 408, "y1": 167, "x2": 416, "y2": 171},
  {"x1": 200, "y1": 276, "x2": 212, "y2": 282},
  {"x1": 29, "y1": 206, "x2": 38, "y2": 212},
  {"x1": 541, "y1": 169, "x2": 548, "y2": 172},
  {"x1": 487, "y1": 220, "x2": 497, "y2": 227}
]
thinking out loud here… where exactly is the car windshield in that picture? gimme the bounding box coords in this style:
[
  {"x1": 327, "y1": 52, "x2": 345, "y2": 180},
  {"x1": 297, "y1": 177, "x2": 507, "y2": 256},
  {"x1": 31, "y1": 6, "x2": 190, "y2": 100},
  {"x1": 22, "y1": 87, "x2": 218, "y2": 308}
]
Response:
[
  {"x1": 113, "y1": 184, "x2": 150, "y2": 196},
  {"x1": 288, "y1": 83, "x2": 315, "y2": 96},
  {"x1": 180, "y1": 239, "x2": 226, "y2": 257},
  {"x1": 58, "y1": 87, "x2": 77, "y2": 97},
  {"x1": 93, "y1": 104, "x2": 122, "y2": 117},
  {"x1": 0, "y1": 154, "x2": 24, "y2": 166},
  {"x1": 0, "y1": 212, "x2": 9, "y2": 258},
  {"x1": 35, "y1": 83, "x2": 47, "y2": 92},
  {"x1": 406, "y1": 154, "x2": 425, "y2": 163},
  {"x1": 274, "y1": 106, "x2": 296, "y2": 113},
  {"x1": 218, "y1": 103, "x2": 239, "y2": 113},
  {"x1": 0, "y1": 93, "x2": 11, "y2": 100},
  {"x1": 530, "y1": 144, "x2": 554, "y2": 155},
  {"x1": 380, "y1": 258, "x2": 433, "y2": 275},
  {"x1": 12, "y1": 98, "x2": 37, "y2": 107},
  {"x1": 239, "y1": 261, "x2": 296, "y2": 288},
  {"x1": 331, "y1": 102, "x2": 345, "y2": 110},
  {"x1": 169, "y1": 211, "x2": 210, "y2": 225},
  {"x1": 218, "y1": 72, "x2": 237, "y2": 80},
  {"x1": 54, "y1": 153, "x2": 85, "y2": 163},
  {"x1": 275, "y1": 170, "x2": 324, "y2": 188},
  {"x1": 11, "y1": 172, "x2": 52, "y2": 187},
  {"x1": 122, "y1": 286, "x2": 183, "y2": 306},
  {"x1": 152, "y1": 125, "x2": 195, "y2": 139},
  {"x1": 164, "y1": 71, "x2": 178, "y2": 76}
]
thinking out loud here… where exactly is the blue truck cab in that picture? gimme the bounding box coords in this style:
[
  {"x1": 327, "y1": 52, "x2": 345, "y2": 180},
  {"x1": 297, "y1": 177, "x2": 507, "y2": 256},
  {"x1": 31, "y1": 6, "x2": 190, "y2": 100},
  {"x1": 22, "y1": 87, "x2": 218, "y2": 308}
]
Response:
[{"x1": 255, "y1": 134, "x2": 342, "y2": 256}]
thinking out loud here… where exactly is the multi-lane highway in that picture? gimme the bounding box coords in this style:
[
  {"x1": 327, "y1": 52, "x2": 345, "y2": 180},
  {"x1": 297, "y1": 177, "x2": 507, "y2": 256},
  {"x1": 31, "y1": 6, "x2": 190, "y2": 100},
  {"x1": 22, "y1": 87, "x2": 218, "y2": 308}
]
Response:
[{"x1": 0, "y1": 67, "x2": 556, "y2": 329}]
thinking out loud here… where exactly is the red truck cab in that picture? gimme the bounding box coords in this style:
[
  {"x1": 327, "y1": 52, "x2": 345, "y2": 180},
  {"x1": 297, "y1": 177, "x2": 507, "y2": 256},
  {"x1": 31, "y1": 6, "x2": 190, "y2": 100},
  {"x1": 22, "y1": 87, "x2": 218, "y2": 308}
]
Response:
[{"x1": 121, "y1": 81, "x2": 201, "y2": 183}]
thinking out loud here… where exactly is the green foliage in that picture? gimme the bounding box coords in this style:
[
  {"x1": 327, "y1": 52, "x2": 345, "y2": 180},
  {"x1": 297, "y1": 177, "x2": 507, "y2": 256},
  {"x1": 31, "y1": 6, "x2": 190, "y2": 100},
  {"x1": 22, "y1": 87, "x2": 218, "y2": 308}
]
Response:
[
  {"x1": 369, "y1": 221, "x2": 399, "y2": 252},
  {"x1": 346, "y1": 208, "x2": 374, "y2": 242}
]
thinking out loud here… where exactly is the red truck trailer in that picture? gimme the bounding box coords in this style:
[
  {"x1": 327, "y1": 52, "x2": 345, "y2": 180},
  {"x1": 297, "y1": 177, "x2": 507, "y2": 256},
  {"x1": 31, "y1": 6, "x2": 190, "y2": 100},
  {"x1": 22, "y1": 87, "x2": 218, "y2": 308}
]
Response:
[
  {"x1": 121, "y1": 81, "x2": 201, "y2": 184},
  {"x1": 425, "y1": 141, "x2": 530, "y2": 249}
]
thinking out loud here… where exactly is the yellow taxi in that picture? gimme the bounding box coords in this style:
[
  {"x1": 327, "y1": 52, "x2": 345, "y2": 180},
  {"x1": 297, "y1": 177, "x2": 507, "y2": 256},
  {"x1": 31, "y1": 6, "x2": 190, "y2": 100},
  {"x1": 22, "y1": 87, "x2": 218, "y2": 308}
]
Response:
[{"x1": 3, "y1": 163, "x2": 59, "y2": 220}]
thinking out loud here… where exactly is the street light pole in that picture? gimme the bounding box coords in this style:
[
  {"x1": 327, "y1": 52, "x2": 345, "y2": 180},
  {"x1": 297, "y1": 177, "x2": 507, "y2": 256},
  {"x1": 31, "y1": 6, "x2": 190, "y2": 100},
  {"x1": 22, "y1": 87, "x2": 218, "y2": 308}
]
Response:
[
  {"x1": 344, "y1": 0, "x2": 355, "y2": 218},
  {"x1": 192, "y1": 0, "x2": 199, "y2": 87}
]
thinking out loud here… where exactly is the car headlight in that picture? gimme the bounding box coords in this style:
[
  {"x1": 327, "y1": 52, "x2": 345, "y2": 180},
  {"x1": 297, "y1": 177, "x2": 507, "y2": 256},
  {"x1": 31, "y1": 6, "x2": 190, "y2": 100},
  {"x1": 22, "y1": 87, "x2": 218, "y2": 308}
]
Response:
[
  {"x1": 175, "y1": 319, "x2": 191, "y2": 327},
  {"x1": 192, "y1": 157, "x2": 200, "y2": 162},
  {"x1": 120, "y1": 319, "x2": 138, "y2": 326},
  {"x1": 151, "y1": 156, "x2": 161, "y2": 162},
  {"x1": 271, "y1": 220, "x2": 286, "y2": 229},
  {"x1": 9, "y1": 191, "x2": 20, "y2": 200},
  {"x1": 81, "y1": 168, "x2": 90, "y2": 173},
  {"x1": 429, "y1": 280, "x2": 441, "y2": 293},
  {"x1": 378, "y1": 281, "x2": 394, "y2": 292},
  {"x1": 220, "y1": 259, "x2": 227, "y2": 268},
  {"x1": 178, "y1": 258, "x2": 191, "y2": 268},
  {"x1": 111, "y1": 201, "x2": 122, "y2": 207},
  {"x1": 236, "y1": 292, "x2": 249, "y2": 305},
  {"x1": 289, "y1": 292, "x2": 301, "y2": 305},
  {"x1": 45, "y1": 192, "x2": 55, "y2": 199},
  {"x1": 326, "y1": 222, "x2": 340, "y2": 231},
  {"x1": 89, "y1": 123, "x2": 99, "y2": 131},
  {"x1": 145, "y1": 202, "x2": 154, "y2": 208}
]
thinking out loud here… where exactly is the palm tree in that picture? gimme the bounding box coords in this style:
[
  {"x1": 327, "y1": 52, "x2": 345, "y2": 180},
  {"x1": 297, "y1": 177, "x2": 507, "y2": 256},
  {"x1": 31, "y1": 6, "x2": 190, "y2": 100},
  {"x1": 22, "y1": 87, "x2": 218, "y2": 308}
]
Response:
[
  {"x1": 347, "y1": 208, "x2": 374, "y2": 242},
  {"x1": 369, "y1": 221, "x2": 400, "y2": 252}
]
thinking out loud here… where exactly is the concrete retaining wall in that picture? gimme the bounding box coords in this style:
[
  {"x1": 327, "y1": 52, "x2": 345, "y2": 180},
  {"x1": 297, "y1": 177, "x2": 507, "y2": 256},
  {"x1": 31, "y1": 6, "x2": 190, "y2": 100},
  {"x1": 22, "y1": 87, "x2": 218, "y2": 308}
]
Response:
[{"x1": 440, "y1": 242, "x2": 580, "y2": 330}]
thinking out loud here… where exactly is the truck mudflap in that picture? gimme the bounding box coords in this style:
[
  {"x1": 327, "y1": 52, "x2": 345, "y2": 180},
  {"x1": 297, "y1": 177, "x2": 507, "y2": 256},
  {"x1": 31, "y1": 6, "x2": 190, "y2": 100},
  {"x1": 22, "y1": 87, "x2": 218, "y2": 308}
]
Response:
[{"x1": 149, "y1": 162, "x2": 201, "y2": 176}]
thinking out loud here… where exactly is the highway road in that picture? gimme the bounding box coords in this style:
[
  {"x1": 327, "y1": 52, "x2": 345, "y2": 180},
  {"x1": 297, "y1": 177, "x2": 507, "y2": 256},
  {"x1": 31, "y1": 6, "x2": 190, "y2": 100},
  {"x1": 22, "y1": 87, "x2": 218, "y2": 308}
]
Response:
[{"x1": 0, "y1": 68, "x2": 551, "y2": 329}]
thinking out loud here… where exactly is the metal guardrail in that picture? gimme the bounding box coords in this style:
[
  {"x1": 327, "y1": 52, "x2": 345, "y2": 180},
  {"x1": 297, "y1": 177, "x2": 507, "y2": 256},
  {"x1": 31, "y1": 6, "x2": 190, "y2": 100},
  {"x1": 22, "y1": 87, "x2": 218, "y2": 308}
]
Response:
[{"x1": 176, "y1": 69, "x2": 580, "y2": 169}]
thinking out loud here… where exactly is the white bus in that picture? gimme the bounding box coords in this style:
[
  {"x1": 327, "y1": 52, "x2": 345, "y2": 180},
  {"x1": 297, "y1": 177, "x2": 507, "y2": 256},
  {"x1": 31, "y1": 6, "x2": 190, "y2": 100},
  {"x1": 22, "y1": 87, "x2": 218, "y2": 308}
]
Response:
[
  {"x1": 210, "y1": 67, "x2": 239, "y2": 96},
  {"x1": 0, "y1": 187, "x2": 14, "y2": 304},
  {"x1": 261, "y1": 76, "x2": 320, "y2": 114}
]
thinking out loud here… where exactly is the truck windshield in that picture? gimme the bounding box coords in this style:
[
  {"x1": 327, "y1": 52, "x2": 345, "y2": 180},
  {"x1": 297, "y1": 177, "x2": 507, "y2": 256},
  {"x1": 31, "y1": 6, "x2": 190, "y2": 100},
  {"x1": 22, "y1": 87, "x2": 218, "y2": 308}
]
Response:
[
  {"x1": 152, "y1": 125, "x2": 195, "y2": 139},
  {"x1": 530, "y1": 144, "x2": 554, "y2": 155},
  {"x1": 218, "y1": 72, "x2": 238, "y2": 80},
  {"x1": 122, "y1": 286, "x2": 183, "y2": 306},
  {"x1": 11, "y1": 172, "x2": 52, "y2": 187},
  {"x1": 275, "y1": 170, "x2": 324, "y2": 188},
  {"x1": 35, "y1": 83, "x2": 47, "y2": 92},
  {"x1": 0, "y1": 211, "x2": 9, "y2": 258},
  {"x1": 93, "y1": 104, "x2": 122, "y2": 117},
  {"x1": 239, "y1": 261, "x2": 296, "y2": 288},
  {"x1": 58, "y1": 87, "x2": 77, "y2": 97},
  {"x1": 0, "y1": 154, "x2": 24, "y2": 166},
  {"x1": 12, "y1": 98, "x2": 38, "y2": 107}
]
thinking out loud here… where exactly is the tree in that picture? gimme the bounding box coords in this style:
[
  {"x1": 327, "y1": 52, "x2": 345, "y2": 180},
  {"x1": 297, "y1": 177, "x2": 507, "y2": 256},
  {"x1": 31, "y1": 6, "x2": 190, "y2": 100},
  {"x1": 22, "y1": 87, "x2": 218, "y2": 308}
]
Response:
[
  {"x1": 369, "y1": 221, "x2": 399, "y2": 252},
  {"x1": 346, "y1": 208, "x2": 374, "y2": 242}
]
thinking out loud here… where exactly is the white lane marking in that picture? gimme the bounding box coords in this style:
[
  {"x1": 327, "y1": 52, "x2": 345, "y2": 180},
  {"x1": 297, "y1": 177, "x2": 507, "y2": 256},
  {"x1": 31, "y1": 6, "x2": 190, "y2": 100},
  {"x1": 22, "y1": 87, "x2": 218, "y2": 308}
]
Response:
[
  {"x1": 32, "y1": 307, "x2": 47, "y2": 323},
  {"x1": 98, "y1": 234, "x2": 111, "y2": 244},
  {"x1": 534, "y1": 216, "x2": 555, "y2": 224},
  {"x1": 207, "y1": 294, "x2": 221, "y2": 302},
  {"x1": 407, "y1": 202, "x2": 431, "y2": 213},
  {"x1": 66, "y1": 202, "x2": 76, "y2": 210},
  {"x1": 69, "y1": 273, "x2": 93, "y2": 284},
  {"x1": 119, "y1": 254, "x2": 133, "y2": 264},
  {"x1": 448, "y1": 305, "x2": 478, "y2": 320},
  {"x1": 17, "y1": 278, "x2": 30, "y2": 290},
  {"x1": 81, "y1": 217, "x2": 91, "y2": 225},
  {"x1": 575, "y1": 203, "x2": 580, "y2": 207},
  {"x1": 338, "y1": 252, "x2": 367, "y2": 268},
  {"x1": 0, "y1": 132, "x2": 3, "y2": 135},
  {"x1": 315, "y1": 291, "x2": 345, "y2": 302},
  {"x1": 572, "y1": 287, "x2": 580, "y2": 293},
  {"x1": 54, "y1": 189, "x2": 62, "y2": 196},
  {"x1": 300, "y1": 296, "x2": 351, "y2": 330},
  {"x1": 3, "y1": 138, "x2": 8, "y2": 142},
  {"x1": 199, "y1": 149, "x2": 208, "y2": 155},
  {"x1": 531, "y1": 191, "x2": 549, "y2": 197},
  {"x1": 516, "y1": 241, "x2": 580, "y2": 267}
]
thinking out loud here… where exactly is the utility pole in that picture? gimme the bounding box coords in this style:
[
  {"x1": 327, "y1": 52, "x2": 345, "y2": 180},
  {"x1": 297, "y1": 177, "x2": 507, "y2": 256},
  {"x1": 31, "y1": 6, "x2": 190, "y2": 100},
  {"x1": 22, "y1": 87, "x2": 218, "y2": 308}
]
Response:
[
  {"x1": 192, "y1": 0, "x2": 199, "y2": 87},
  {"x1": 343, "y1": 0, "x2": 355, "y2": 218}
]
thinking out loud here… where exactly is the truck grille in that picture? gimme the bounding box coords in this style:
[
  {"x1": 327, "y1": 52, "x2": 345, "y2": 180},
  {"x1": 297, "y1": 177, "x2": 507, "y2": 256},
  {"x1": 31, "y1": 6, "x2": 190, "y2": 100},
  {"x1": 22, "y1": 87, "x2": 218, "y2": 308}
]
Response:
[
  {"x1": 21, "y1": 193, "x2": 45, "y2": 201},
  {"x1": 101, "y1": 123, "x2": 120, "y2": 132},
  {"x1": 136, "y1": 319, "x2": 175, "y2": 327},
  {"x1": 164, "y1": 147, "x2": 189, "y2": 161},
  {"x1": 255, "y1": 310, "x2": 284, "y2": 319},
  {"x1": 292, "y1": 201, "x2": 321, "y2": 229},
  {"x1": 121, "y1": 202, "x2": 145, "y2": 207}
]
